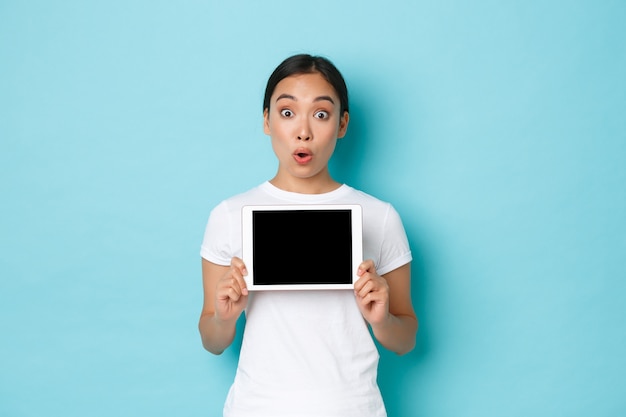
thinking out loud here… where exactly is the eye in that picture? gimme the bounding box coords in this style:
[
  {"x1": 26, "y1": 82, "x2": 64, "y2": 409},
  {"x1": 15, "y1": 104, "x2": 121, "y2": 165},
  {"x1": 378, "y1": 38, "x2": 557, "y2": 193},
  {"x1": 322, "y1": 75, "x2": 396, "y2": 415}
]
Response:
[
  {"x1": 314, "y1": 111, "x2": 329, "y2": 120},
  {"x1": 280, "y1": 109, "x2": 294, "y2": 118}
]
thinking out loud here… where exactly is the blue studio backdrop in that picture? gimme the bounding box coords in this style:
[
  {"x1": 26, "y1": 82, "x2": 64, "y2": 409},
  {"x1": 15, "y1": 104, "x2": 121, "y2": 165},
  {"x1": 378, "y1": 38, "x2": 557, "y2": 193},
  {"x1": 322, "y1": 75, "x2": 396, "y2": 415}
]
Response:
[{"x1": 1, "y1": 1, "x2": 625, "y2": 416}]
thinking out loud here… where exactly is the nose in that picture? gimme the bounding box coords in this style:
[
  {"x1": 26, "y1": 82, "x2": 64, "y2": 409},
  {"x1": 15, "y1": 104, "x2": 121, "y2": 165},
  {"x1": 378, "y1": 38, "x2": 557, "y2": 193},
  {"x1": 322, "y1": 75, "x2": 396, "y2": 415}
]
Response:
[{"x1": 297, "y1": 118, "x2": 312, "y2": 141}]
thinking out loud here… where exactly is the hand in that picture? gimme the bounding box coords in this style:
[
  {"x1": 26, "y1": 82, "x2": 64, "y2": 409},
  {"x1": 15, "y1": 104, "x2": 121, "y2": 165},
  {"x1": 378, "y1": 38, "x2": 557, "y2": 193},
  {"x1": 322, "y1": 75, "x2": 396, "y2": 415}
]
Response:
[
  {"x1": 214, "y1": 257, "x2": 249, "y2": 323},
  {"x1": 354, "y1": 259, "x2": 391, "y2": 326}
]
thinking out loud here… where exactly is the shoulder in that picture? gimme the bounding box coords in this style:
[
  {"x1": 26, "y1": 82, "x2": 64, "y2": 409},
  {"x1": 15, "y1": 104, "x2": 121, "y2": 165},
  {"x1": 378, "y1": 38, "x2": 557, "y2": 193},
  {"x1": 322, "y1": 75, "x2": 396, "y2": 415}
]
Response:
[
  {"x1": 344, "y1": 186, "x2": 411, "y2": 274},
  {"x1": 343, "y1": 185, "x2": 408, "y2": 239},
  {"x1": 343, "y1": 186, "x2": 396, "y2": 219},
  {"x1": 210, "y1": 182, "x2": 270, "y2": 216},
  {"x1": 201, "y1": 183, "x2": 270, "y2": 262}
]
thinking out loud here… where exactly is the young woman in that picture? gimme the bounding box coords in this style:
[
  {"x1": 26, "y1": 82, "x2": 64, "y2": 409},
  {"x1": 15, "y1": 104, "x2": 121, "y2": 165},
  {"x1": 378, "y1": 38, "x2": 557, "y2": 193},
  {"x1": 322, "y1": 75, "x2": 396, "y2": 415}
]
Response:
[{"x1": 199, "y1": 54, "x2": 417, "y2": 417}]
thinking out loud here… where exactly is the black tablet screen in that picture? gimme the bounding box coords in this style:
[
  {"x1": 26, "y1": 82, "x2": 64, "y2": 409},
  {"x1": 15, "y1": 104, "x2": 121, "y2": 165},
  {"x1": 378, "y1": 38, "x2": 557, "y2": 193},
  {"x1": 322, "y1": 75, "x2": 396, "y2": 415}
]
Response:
[{"x1": 252, "y1": 209, "x2": 353, "y2": 285}]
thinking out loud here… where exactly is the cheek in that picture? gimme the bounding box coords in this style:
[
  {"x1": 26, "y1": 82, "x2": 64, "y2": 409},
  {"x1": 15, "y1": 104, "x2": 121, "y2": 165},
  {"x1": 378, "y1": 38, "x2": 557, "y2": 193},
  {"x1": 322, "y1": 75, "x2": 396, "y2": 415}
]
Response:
[
  {"x1": 268, "y1": 119, "x2": 289, "y2": 137},
  {"x1": 270, "y1": 135, "x2": 289, "y2": 157},
  {"x1": 318, "y1": 122, "x2": 341, "y2": 140},
  {"x1": 270, "y1": 125, "x2": 289, "y2": 145}
]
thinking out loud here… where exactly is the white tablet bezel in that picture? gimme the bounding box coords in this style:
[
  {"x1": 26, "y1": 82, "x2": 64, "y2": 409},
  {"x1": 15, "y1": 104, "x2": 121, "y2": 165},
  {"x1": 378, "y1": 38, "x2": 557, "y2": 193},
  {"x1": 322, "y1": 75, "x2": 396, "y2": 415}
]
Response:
[{"x1": 242, "y1": 204, "x2": 363, "y2": 291}]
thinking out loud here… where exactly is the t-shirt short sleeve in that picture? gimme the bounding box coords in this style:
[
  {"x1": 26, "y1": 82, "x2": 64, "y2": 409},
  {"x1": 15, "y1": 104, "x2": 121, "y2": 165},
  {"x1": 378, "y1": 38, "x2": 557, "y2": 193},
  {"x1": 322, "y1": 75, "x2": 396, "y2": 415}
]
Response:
[
  {"x1": 200, "y1": 201, "x2": 236, "y2": 266},
  {"x1": 375, "y1": 204, "x2": 412, "y2": 276}
]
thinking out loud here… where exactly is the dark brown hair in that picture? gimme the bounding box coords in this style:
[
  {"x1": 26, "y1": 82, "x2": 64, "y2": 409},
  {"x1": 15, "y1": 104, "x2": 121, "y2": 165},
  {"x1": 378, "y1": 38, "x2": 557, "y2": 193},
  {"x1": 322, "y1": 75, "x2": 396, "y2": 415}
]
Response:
[{"x1": 263, "y1": 54, "x2": 349, "y2": 116}]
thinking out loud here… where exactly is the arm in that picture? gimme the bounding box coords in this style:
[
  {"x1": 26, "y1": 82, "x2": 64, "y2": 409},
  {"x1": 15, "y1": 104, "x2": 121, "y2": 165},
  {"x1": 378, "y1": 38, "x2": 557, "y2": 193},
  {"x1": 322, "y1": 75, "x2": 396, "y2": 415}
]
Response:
[
  {"x1": 198, "y1": 257, "x2": 249, "y2": 355},
  {"x1": 354, "y1": 261, "x2": 418, "y2": 355}
]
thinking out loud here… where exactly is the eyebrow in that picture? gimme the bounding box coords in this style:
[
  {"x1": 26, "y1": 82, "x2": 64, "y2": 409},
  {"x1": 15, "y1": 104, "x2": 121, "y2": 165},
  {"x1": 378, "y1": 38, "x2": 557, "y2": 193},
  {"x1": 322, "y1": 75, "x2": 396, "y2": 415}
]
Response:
[{"x1": 275, "y1": 94, "x2": 336, "y2": 105}]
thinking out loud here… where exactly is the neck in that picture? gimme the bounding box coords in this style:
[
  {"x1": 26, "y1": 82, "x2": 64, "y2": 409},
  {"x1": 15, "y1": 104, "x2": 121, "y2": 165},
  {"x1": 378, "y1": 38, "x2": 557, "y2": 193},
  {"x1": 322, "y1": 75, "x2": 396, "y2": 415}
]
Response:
[{"x1": 269, "y1": 172, "x2": 341, "y2": 195}]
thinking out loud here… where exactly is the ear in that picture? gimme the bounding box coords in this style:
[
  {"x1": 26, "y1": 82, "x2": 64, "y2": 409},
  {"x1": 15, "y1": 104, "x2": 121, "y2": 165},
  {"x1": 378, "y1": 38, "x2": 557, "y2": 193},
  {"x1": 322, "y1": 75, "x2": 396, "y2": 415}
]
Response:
[
  {"x1": 263, "y1": 108, "x2": 270, "y2": 135},
  {"x1": 337, "y1": 111, "x2": 350, "y2": 139}
]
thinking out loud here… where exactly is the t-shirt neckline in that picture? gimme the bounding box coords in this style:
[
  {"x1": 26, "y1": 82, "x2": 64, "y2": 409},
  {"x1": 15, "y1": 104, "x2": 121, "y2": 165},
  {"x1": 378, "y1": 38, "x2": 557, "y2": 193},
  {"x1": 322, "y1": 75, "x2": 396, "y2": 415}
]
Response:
[{"x1": 260, "y1": 181, "x2": 353, "y2": 203}]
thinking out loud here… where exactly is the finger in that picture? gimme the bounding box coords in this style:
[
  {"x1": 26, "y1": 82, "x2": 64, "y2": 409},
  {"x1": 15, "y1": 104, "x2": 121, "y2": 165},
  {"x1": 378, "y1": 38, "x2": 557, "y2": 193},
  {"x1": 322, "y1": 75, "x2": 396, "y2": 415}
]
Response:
[
  {"x1": 353, "y1": 273, "x2": 371, "y2": 292},
  {"x1": 357, "y1": 259, "x2": 376, "y2": 276},
  {"x1": 358, "y1": 292, "x2": 375, "y2": 306},
  {"x1": 229, "y1": 257, "x2": 249, "y2": 295},
  {"x1": 359, "y1": 289, "x2": 389, "y2": 308},
  {"x1": 354, "y1": 267, "x2": 381, "y2": 291},
  {"x1": 217, "y1": 277, "x2": 243, "y2": 301},
  {"x1": 231, "y1": 257, "x2": 248, "y2": 276},
  {"x1": 356, "y1": 280, "x2": 377, "y2": 298}
]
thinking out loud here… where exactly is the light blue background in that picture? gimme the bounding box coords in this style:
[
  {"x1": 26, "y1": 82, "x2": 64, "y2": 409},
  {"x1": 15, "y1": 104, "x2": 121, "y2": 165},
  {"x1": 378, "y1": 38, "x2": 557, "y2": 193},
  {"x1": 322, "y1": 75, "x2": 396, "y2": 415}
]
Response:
[{"x1": 1, "y1": 1, "x2": 625, "y2": 416}]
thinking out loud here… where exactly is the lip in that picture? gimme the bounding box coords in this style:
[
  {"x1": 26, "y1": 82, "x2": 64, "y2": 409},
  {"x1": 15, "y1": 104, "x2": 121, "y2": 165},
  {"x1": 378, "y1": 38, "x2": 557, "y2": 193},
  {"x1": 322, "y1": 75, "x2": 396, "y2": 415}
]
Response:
[{"x1": 293, "y1": 147, "x2": 313, "y2": 164}]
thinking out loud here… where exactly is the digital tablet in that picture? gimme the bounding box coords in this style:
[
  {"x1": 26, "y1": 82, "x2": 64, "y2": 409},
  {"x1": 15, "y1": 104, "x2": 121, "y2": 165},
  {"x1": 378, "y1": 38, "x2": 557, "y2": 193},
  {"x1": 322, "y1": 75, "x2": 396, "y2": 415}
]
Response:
[{"x1": 242, "y1": 204, "x2": 363, "y2": 290}]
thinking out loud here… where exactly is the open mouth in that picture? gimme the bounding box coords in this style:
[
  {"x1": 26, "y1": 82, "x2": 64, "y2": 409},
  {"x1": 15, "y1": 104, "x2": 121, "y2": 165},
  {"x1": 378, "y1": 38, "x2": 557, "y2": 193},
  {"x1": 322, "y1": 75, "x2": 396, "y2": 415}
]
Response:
[{"x1": 294, "y1": 148, "x2": 313, "y2": 164}]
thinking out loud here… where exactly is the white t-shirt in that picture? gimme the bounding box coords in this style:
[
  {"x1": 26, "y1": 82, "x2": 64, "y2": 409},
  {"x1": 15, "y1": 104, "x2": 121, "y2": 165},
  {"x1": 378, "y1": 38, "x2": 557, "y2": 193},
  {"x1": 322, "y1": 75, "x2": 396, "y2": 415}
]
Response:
[{"x1": 201, "y1": 182, "x2": 412, "y2": 417}]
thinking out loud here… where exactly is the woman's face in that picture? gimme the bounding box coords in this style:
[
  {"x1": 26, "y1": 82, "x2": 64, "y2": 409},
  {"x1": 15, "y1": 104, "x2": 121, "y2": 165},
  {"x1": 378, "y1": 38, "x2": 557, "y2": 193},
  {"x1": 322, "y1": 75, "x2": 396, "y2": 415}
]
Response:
[{"x1": 264, "y1": 72, "x2": 349, "y2": 192}]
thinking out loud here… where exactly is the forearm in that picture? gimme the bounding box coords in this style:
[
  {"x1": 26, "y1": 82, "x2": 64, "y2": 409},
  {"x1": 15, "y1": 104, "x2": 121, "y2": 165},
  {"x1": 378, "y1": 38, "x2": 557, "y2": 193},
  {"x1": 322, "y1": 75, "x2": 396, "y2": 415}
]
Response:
[
  {"x1": 198, "y1": 313, "x2": 238, "y2": 355},
  {"x1": 370, "y1": 313, "x2": 418, "y2": 355}
]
